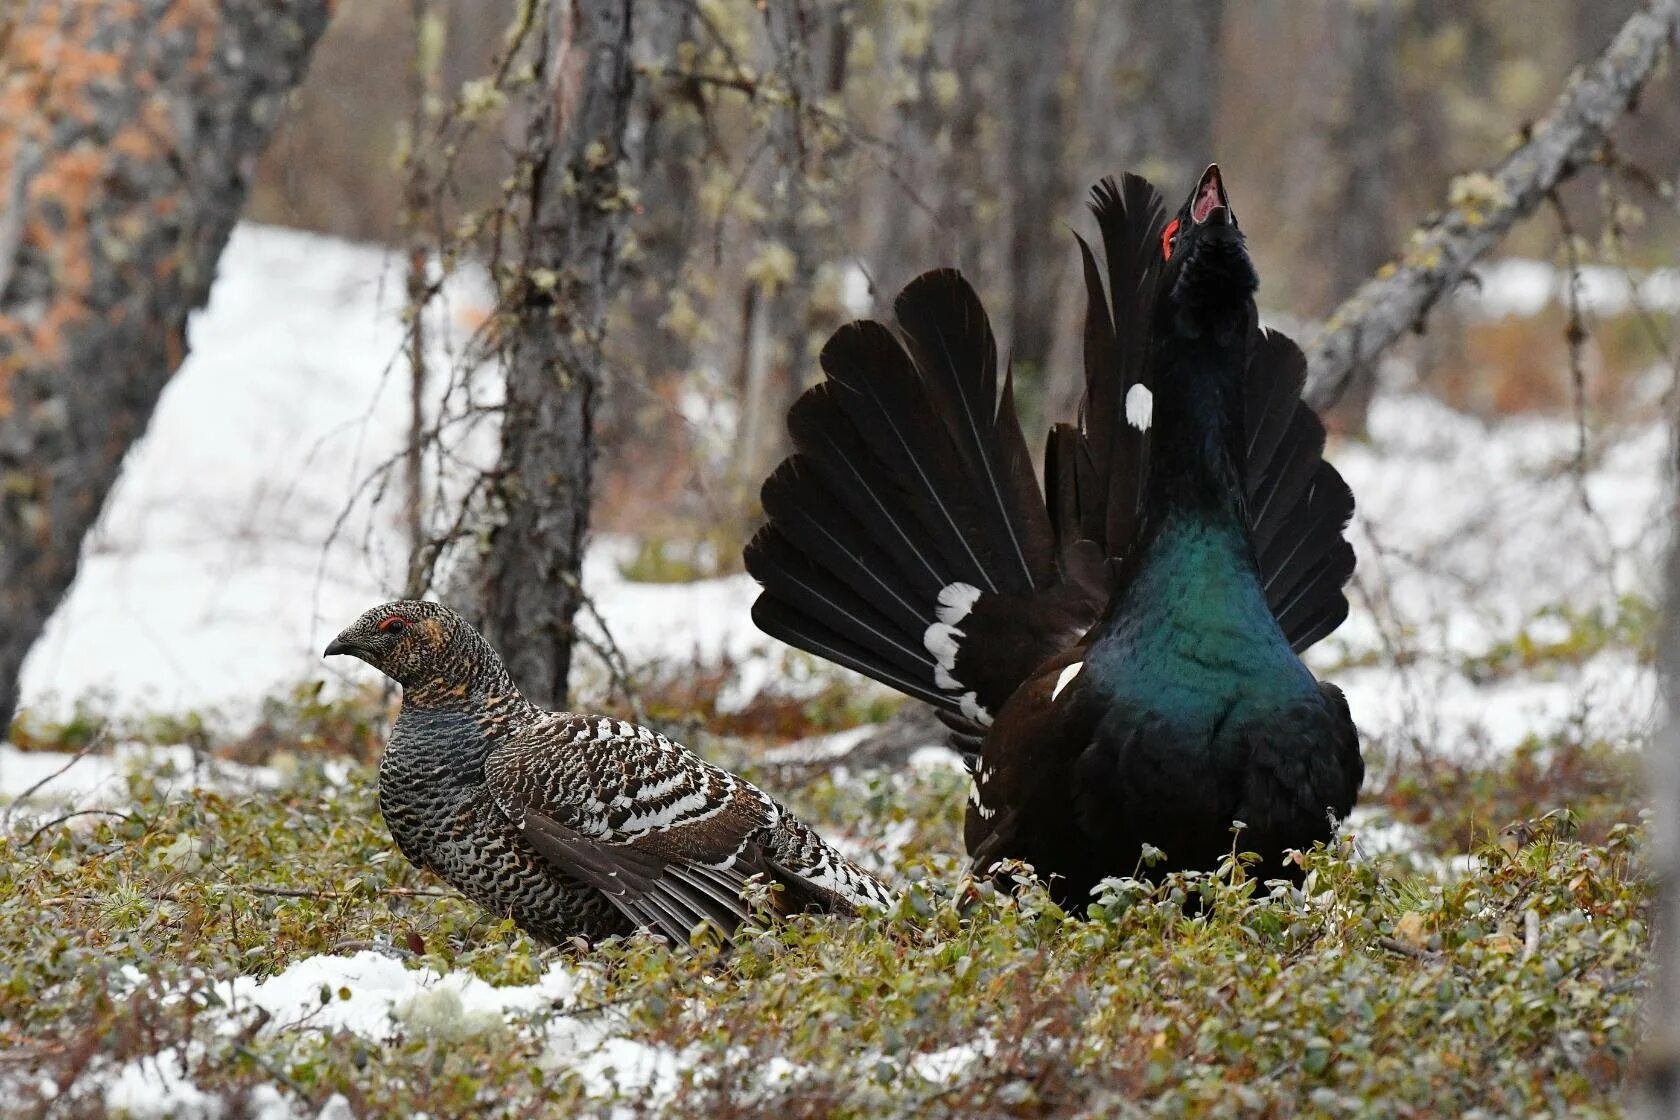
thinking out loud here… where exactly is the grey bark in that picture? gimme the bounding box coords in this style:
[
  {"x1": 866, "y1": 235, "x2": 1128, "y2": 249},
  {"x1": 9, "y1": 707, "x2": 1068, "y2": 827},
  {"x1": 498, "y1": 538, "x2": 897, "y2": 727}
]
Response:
[
  {"x1": 403, "y1": 0, "x2": 439, "y2": 596},
  {"x1": 1000, "y1": 0, "x2": 1070, "y2": 387},
  {"x1": 863, "y1": 0, "x2": 993, "y2": 299},
  {"x1": 466, "y1": 0, "x2": 640, "y2": 710},
  {"x1": 0, "y1": 0, "x2": 333, "y2": 734},
  {"x1": 1111, "y1": 0, "x2": 1225, "y2": 194},
  {"x1": 1304, "y1": 0, "x2": 1680, "y2": 411},
  {"x1": 733, "y1": 1, "x2": 844, "y2": 501},
  {"x1": 1643, "y1": 424, "x2": 1680, "y2": 1115},
  {"x1": 598, "y1": 0, "x2": 696, "y2": 451},
  {"x1": 1316, "y1": 0, "x2": 1400, "y2": 431}
]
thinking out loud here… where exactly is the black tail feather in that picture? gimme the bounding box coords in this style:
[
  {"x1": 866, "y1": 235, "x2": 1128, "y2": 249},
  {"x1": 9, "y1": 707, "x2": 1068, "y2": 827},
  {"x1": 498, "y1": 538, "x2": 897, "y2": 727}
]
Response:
[
  {"x1": 745, "y1": 529, "x2": 936, "y2": 683},
  {"x1": 1058, "y1": 176, "x2": 1171, "y2": 566},
  {"x1": 1242, "y1": 330, "x2": 1357, "y2": 654},
  {"x1": 892, "y1": 271, "x2": 1054, "y2": 591},
  {"x1": 782, "y1": 388, "x2": 951, "y2": 596},
  {"x1": 745, "y1": 271, "x2": 1060, "y2": 725},
  {"x1": 759, "y1": 458, "x2": 932, "y2": 637},
  {"x1": 748, "y1": 590, "x2": 955, "y2": 711}
]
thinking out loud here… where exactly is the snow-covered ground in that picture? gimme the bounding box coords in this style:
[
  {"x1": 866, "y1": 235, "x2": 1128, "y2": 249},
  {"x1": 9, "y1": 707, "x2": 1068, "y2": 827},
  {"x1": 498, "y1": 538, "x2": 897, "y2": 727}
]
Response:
[
  {"x1": 2, "y1": 224, "x2": 1669, "y2": 1116},
  {"x1": 55, "y1": 950, "x2": 681, "y2": 1119},
  {"x1": 15, "y1": 225, "x2": 767, "y2": 722},
  {"x1": 12, "y1": 224, "x2": 1671, "y2": 766}
]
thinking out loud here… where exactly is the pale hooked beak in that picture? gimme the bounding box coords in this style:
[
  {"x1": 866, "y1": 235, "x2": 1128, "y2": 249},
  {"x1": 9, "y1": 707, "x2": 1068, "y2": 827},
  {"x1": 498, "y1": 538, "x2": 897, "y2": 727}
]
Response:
[{"x1": 1191, "y1": 163, "x2": 1231, "y2": 225}]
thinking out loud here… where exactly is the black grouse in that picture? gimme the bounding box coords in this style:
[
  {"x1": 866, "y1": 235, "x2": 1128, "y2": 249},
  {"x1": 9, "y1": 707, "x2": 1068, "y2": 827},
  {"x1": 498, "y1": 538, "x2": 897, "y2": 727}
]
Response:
[
  {"x1": 745, "y1": 166, "x2": 1363, "y2": 902},
  {"x1": 324, "y1": 600, "x2": 893, "y2": 945}
]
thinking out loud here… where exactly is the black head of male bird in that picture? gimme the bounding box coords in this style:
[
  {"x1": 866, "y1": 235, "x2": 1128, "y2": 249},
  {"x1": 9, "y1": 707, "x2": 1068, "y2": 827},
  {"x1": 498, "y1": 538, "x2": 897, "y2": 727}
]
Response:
[
  {"x1": 1157, "y1": 164, "x2": 1260, "y2": 341},
  {"x1": 324, "y1": 600, "x2": 893, "y2": 946},
  {"x1": 744, "y1": 166, "x2": 1362, "y2": 904}
]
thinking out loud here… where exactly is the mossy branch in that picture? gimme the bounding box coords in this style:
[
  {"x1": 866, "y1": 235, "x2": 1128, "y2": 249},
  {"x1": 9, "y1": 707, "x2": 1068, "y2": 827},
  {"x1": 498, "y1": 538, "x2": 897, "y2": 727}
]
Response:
[{"x1": 1303, "y1": 0, "x2": 1680, "y2": 410}]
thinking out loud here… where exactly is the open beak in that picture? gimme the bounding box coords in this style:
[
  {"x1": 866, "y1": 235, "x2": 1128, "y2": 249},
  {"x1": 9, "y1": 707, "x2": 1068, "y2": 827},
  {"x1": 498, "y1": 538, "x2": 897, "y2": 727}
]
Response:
[{"x1": 1190, "y1": 164, "x2": 1230, "y2": 226}]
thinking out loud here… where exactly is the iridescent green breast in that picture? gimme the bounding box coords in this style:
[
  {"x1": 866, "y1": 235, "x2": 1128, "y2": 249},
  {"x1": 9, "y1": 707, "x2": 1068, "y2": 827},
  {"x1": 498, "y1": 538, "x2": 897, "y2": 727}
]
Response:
[{"x1": 1086, "y1": 511, "x2": 1318, "y2": 733}]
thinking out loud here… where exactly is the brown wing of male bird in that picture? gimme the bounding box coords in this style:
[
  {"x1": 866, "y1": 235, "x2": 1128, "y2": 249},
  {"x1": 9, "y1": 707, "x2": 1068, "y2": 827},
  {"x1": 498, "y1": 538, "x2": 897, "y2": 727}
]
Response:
[{"x1": 484, "y1": 715, "x2": 845, "y2": 944}]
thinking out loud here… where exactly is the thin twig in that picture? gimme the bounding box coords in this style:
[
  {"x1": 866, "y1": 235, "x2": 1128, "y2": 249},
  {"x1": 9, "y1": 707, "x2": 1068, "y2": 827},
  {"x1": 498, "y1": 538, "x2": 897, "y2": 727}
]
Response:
[
  {"x1": 24, "y1": 808, "x2": 136, "y2": 846},
  {"x1": 2, "y1": 735, "x2": 106, "y2": 831}
]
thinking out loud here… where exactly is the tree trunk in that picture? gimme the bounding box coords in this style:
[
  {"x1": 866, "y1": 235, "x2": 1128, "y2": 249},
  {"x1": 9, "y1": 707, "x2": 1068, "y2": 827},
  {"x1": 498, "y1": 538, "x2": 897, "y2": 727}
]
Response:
[
  {"x1": 0, "y1": 0, "x2": 332, "y2": 734},
  {"x1": 999, "y1": 0, "x2": 1070, "y2": 390},
  {"x1": 1043, "y1": 0, "x2": 1225, "y2": 422},
  {"x1": 1643, "y1": 425, "x2": 1680, "y2": 1114},
  {"x1": 1315, "y1": 0, "x2": 1400, "y2": 433},
  {"x1": 731, "y1": 0, "x2": 846, "y2": 512},
  {"x1": 1115, "y1": 0, "x2": 1225, "y2": 193},
  {"x1": 466, "y1": 0, "x2": 639, "y2": 709}
]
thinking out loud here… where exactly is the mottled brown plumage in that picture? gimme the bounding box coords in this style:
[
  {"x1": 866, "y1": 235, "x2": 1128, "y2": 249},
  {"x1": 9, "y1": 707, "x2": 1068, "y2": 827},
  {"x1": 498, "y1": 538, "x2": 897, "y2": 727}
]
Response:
[{"x1": 325, "y1": 601, "x2": 893, "y2": 946}]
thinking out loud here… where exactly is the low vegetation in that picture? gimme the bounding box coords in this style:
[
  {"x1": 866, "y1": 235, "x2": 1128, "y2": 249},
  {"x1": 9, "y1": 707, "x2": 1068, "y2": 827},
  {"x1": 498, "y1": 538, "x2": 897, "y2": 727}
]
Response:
[{"x1": 0, "y1": 680, "x2": 1651, "y2": 1118}]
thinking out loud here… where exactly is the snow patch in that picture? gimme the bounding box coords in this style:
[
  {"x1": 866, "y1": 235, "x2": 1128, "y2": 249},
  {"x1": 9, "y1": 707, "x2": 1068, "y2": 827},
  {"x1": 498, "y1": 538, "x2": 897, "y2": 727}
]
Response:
[{"x1": 0, "y1": 742, "x2": 282, "y2": 811}]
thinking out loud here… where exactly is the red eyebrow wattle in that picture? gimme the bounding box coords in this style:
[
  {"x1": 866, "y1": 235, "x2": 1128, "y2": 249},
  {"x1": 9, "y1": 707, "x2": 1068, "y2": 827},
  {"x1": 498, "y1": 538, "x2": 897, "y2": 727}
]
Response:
[{"x1": 1160, "y1": 218, "x2": 1180, "y2": 261}]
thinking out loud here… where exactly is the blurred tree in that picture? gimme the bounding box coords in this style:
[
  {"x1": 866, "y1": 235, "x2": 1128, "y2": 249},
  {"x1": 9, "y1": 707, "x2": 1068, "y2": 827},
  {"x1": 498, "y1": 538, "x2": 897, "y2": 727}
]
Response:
[
  {"x1": 1644, "y1": 436, "x2": 1680, "y2": 1115},
  {"x1": 1000, "y1": 0, "x2": 1072, "y2": 390},
  {"x1": 1043, "y1": 0, "x2": 1225, "y2": 421},
  {"x1": 1305, "y1": 0, "x2": 1679, "y2": 409},
  {"x1": 0, "y1": 0, "x2": 332, "y2": 733},
  {"x1": 402, "y1": 0, "x2": 444, "y2": 595},
  {"x1": 731, "y1": 0, "x2": 841, "y2": 509},
  {"x1": 1110, "y1": 0, "x2": 1224, "y2": 193},
  {"x1": 1315, "y1": 0, "x2": 1401, "y2": 433},
  {"x1": 453, "y1": 0, "x2": 641, "y2": 709}
]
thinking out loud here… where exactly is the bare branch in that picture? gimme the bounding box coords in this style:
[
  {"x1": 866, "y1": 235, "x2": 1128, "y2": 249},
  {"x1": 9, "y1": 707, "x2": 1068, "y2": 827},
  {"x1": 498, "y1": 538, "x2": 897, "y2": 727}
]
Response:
[{"x1": 1305, "y1": 0, "x2": 1680, "y2": 409}]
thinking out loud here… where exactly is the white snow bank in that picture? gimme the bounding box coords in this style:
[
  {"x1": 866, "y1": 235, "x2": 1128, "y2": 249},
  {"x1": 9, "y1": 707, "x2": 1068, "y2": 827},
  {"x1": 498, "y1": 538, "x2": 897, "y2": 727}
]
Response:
[
  {"x1": 221, "y1": 950, "x2": 683, "y2": 1102},
  {"x1": 72, "y1": 951, "x2": 682, "y2": 1118},
  {"x1": 16, "y1": 223, "x2": 777, "y2": 723},
  {"x1": 11, "y1": 226, "x2": 1668, "y2": 772},
  {"x1": 1320, "y1": 393, "x2": 1665, "y2": 761},
  {"x1": 0, "y1": 742, "x2": 281, "y2": 811},
  {"x1": 1463, "y1": 258, "x2": 1680, "y2": 319},
  {"x1": 221, "y1": 949, "x2": 577, "y2": 1038}
]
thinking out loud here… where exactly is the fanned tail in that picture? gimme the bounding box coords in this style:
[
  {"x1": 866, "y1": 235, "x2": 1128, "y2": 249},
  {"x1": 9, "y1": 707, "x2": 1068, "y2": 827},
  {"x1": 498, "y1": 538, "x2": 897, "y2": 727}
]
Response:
[
  {"x1": 1048, "y1": 175, "x2": 1171, "y2": 572},
  {"x1": 745, "y1": 270, "x2": 1061, "y2": 735},
  {"x1": 747, "y1": 174, "x2": 1358, "y2": 767},
  {"x1": 1243, "y1": 329, "x2": 1357, "y2": 652}
]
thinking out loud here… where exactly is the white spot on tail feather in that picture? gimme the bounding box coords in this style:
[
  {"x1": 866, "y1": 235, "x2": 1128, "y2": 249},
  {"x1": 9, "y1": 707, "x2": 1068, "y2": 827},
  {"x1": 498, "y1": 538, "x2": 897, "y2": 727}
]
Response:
[
  {"x1": 934, "y1": 665, "x2": 961, "y2": 691},
  {"x1": 1125, "y1": 384, "x2": 1153, "y2": 432},
  {"x1": 1050, "y1": 661, "x2": 1084, "y2": 702},
  {"x1": 959, "y1": 691, "x2": 993, "y2": 727},
  {"x1": 936, "y1": 582, "x2": 982, "y2": 625},
  {"x1": 923, "y1": 622, "x2": 963, "y2": 669}
]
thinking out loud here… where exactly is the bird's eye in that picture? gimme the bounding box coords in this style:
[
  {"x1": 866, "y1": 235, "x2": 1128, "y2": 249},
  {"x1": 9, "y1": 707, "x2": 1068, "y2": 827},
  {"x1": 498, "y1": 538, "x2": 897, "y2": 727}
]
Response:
[
  {"x1": 378, "y1": 616, "x2": 408, "y2": 635},
  {"x1": 1160, "y1": 218, "x2": 1181, "y2": 261}
]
